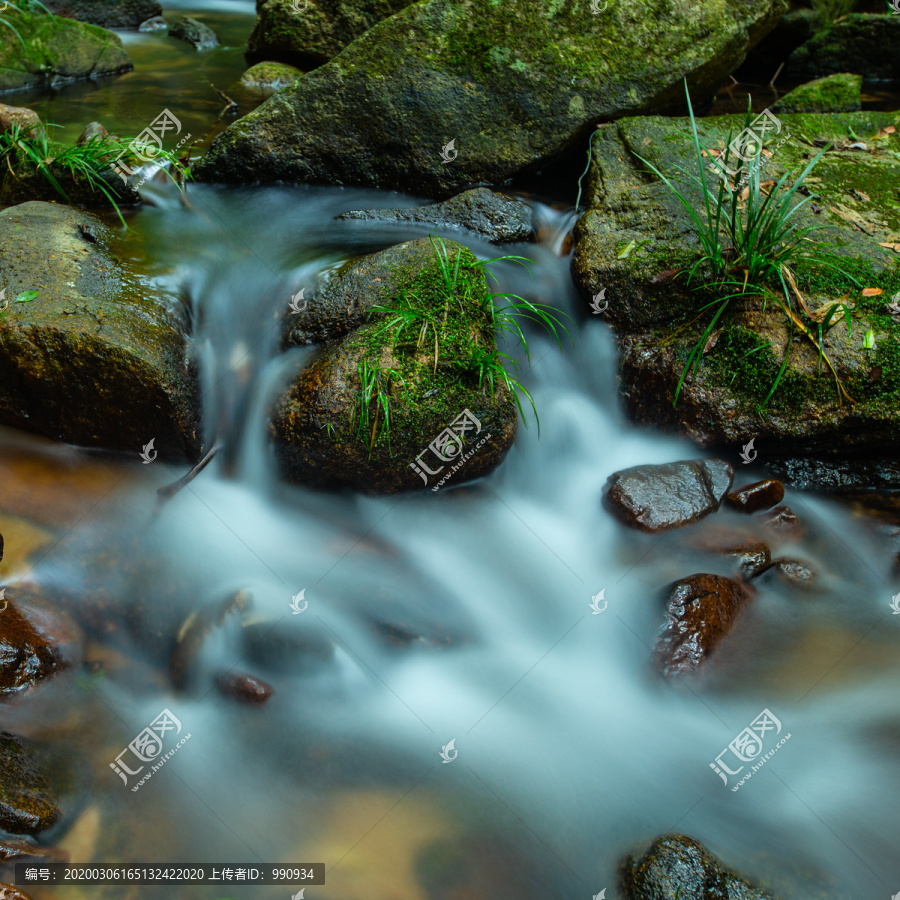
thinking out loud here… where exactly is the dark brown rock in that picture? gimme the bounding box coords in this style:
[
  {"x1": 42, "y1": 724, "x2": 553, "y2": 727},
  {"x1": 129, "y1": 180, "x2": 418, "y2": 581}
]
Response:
[
  {"x1": 0, "y1": 732, "x2": 60, "y2": 835},
  {"x1": 0, "y1": 885, "x2": 34, "y2": 900},
  {"x1": 604, "y1": 459, "x2": 734, "y2": 533},
  {"x1": 0, "y1": 832, "x2": 68, "y2": 864},
  {"x1": 215, "y1": 670, "x2": 274, "y2": 705},
  {"x1": 0, "y1": 598, "x2": 67, "y2": 697},
  {"x1": 621, "y1": 834, "x2": 776, "y2": 900},
  {"x1": 768, "y1": 558, "x2": 816, "y2": 588},
  {"x1": 758, "y1": 505, "x2": 802, "y2": 534},
  {"x1": 655, "y1": 574, "x2": 751, "y2": 678},
  {"x1": 727, "y1": 478, "x2": 785, "y2": 513},
  {"x1": 694, "y1": 532, "x2": 772, "y2": 579},
  {"x1": 75, "y1": 121, "x2": 109, "y2": 145}
]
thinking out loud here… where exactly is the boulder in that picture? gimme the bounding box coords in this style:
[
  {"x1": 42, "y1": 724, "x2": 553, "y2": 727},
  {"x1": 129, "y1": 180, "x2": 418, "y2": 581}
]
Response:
[
  {"x1": 272, "y1": 238, "x2": 519, "y2": 492},
  {"x1": 0, "y1": 732, "x2": 60, "y2": 835},
  {"x1": 246, "y1": 0, "x2": 415, "y2": 70},
  {"x1": 0, "y1": 203, "x2": 201, "y2": 461},
  {"x1": 604, "y1": 459, "x2": 734, "y2": 533},
  {"x1": 239, "y1": 61, "x2": 303, "y2": 91},
  {"x1": 621, "y1": 834, "x2": 777, "y2": 900},
  {"x1": 0, "y1": 103, "x2": 42, "y2": 138},
  {"x1": 336, "y1": 188, "x2": 534, "y2": 245},
  {"x1": 726, "y1": 478, "x2": 786, "y2": 513},
  {"x1": 0, "y1": 10, "x2": 132, "y2": 93},
  {"x1": 75, "y1": 121, "x2": 109, "y2": 145},
  {"x1": 196, "y1": 0, "x2": 787, "y2": 195},
  {"x1": 169, "y1": 16, "x2": 219, "y2": 49},
  {"x1": 571, "y1": 110, "x2": 900, "y2": 488},
  {"x1": 784, "y1": 14, "x2": 900, "y2": 82},
  {"x1": 655, "y1": 574, "x2": 751, "y2": 677},
  {"x1": 772, "y1": 72, "x2": 862, "y2": 114},
  {"x1": 138, "y1": 15, "x2": 167, "y2": 32},
  {"x1": 215, "y1": 670, "x2": 274, "y2": 704},
  {"x1": 40, "y1": 0, "x2": 162, "y2": 29}
]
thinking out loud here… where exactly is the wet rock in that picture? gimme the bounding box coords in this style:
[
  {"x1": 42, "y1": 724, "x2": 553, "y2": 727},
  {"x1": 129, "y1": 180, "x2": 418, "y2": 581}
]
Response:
[
  {"x1": 215, "y1": 670, "x2": 274, "y2": 705},
  {"x1": 767, "y1": 558, "x2": 817, "y2": 588},
  {"x1": 272, "y1": 239, "x2": 518, "y2": 493},
  {"x1": 0, "y1": 832, "x2": 68, "y2": 864},
  {"x1": 196, "y1": 0, "x2": 786, "y2": 195},
  {"x1": 41, "y1": 0, "x2": 162, "y2": 29},
  {"x1": 138, "y1": 15, "x2": 167, "y2": 32},
  {"x1": 621, "y1": 834, "x2": 776, "y2": 900},
  {"x1": 604, "y1": 459, "x2": 734, "y2": 533},
  {"x1": 76, "y1": 121, "x2": 109, "y2": 145},
  {"x1": 0, "y1": 885, "x2": 34, "y2": 900},
  {"x1": 694, "y1": 531, "x2": 772, "y2": 579},
  {"x1": 784, "y1": 14, "x2": 900, "y2": 82},
  {"x1": 772, "y1": 72, "x2": 862, "y2": 114},
  {"x1": 0, "y1": 104, "x2": 42, "y2": 138},
  {"x1": 239, "y1": 61, "x2": 303, "y2": 91},
  {"x1": 0, "y1": 732, "x2": 60, "y2": 835},
  {"x1": 759, "y1": 505, "x2": 802, "y2": 534},
  {"x1": 0, "y1": 203, "x2": 201, "y2": 460},
  {"x1": 169, "y1": 16, "x2": 219, "y2": 49},
  {"x1": 336, "y1": 188, "x2": 534, "y2": 245},
  {"x1": 655, "y1": 574, "x2": 751, "y2": 678},
  {"x1": 0, "y1": 596, "x2": 68, "y2": 697},
  {"x1": 726, "y1": 479, "x2": 785, "y2": 514},
  {"x1": 0, "y1": 10, "x2": 132, "y2": 93},
  {"x1": 246, "y1": 0, "x2": 415, "y2": 70}
]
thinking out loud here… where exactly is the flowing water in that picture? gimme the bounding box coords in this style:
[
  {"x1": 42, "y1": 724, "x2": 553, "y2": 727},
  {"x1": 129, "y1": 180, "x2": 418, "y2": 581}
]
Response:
[{"x1": 2, "y1": 5, "x2": 900, "y2": 900}]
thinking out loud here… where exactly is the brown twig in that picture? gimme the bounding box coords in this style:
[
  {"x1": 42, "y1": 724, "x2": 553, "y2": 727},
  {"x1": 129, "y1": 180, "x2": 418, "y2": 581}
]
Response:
[{"x1": 157, "y1": 442, "x2": 220, "y2": 502}]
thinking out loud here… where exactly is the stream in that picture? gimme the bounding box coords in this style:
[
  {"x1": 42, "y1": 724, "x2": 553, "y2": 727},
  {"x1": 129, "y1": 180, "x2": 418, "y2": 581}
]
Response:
[{"x1": 1, "y1": 4, "x2": 900, "y2": 900}]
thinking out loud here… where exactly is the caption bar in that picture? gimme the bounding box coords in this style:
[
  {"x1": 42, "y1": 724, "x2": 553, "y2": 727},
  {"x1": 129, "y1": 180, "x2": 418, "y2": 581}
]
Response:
[{"x1": 16, "y1": 864, "x2": 325, "y2": 885}]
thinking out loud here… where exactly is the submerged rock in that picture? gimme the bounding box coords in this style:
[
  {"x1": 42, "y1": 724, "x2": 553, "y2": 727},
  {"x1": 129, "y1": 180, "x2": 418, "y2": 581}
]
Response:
[
  {"x1": 169, "y1": 16, "x2": 219, "y2": 49},
  {"x1": 604, "y1": 459, "x2": 733, "y2": 533},
  {"x1": 0, "y1": 10, "x2": 132, "y2": 93},
  {"x1": 655, "y1": 574, "x2": 751, "y2": 678},
  {"x1": 726, "y1": 479, "x2": 785, "y2": 513},
  {"x1": 772, "y1": 72, "x2": 862, "y2": 114},
  {"x1": 215, "y1": 670, "x2": 274, "y2": 705},
  {"x1": 0, "y1": 733, "x2": 60, "y2": 835},
  {"x1": 759, "y1": 505, "x2": 802, "y2": 534},
  {"x1": 767, "y1": 557, "x2": 817, "y2": 588},
  {"x1": 246, "y1": 0, "x2": 414, "y2": 69},
  {"x1": 240, "y1": 61, "x2": 303, "y2": 91},
  {"x1": 138, "y1": 15, "x2": 167, "y2": 32},
  {"x1": 197, "y1": 0, "x2": 786, "y2": 195},
  {"x1": 693, "y1": 530, "x2": 772, "y2": 579},
  {"x1": 621, "y1": 834, "x2": 776, "y2": 900},
  {"x1": 0, "y1": 203, "x2": 201, "y2": 460},
  {"x1": 336, "y1": 188, "x2": 534, "y2": 244},
  {"x1": 41, "y1": 0, "x2": 162, "y2": 29}
]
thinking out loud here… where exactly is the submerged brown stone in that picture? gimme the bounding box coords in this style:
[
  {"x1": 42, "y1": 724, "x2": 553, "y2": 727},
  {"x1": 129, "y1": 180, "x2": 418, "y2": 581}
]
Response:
[
  {"x1": 215, "y1": 671, "x2": 274, "y2": 705},
  {"x1": 727, "y1": 478, "x2": 786, "y2": 513}
]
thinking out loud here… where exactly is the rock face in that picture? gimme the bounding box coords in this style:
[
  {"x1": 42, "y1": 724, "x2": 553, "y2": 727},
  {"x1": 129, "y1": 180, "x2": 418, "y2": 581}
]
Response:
[
  {"x1": 0, "y1": 10, "x2": 132, "y2": 93},
  {"x1": 0, "y1": 203, "x2": 201, "y2": 461},
  {"x1": 621, "y1": 834, "x2": 776, "y2": 900},
  {"x1": 655, "y1": 574, "x2": 750, "y2": 677},
  {"x1": 571, "y1": 110, "x2": 900, "y2": 488},
  {"x1": 337, "y1": 188, "x2": 534, "y2": 245},
  {"x1": 197, "y1": 0, "x2": 787, "y2": 195},
  {"x1": 772, "y1": 72, "x2": 862, "y2": 113},
  {"x1": 0, "y1": 732, "x2": 60, "y2": 835},
  {"x1": 0, "y1": 598, "x2": 66, "y2": 696},
  {"x1": 240, "y1": 61, "x2": 303, "y2": 91},
  {"x1": 169, "y1": 16, "x2": 219, "y2": 49},
  {"x1": 0, "y1": 103, "x2": 42, "y2": 137},
  {"x1": 41, "y1": 0, "x2": 162, "y2": 29},
  {"x1": 246, "y1": 0, "x2": 415, "y2": 69},
  {"x1": 784, "y1": 14, "x2": 900, "y2": 82},
  {"x1": 272, "y1": 238, "x2": 519, "y2": 493},
  {"x1": 604, "y1": 459, "x2": 734, "y2": 533},
  {"x1": 726, "y1": 479, "x2": 786, "y2": 513}
]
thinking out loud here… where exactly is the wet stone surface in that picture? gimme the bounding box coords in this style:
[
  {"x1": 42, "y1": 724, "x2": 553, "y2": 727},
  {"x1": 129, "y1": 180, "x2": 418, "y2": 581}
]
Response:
[{"x1": 727, "y1": 479, "x2": 786, "y2": 514}]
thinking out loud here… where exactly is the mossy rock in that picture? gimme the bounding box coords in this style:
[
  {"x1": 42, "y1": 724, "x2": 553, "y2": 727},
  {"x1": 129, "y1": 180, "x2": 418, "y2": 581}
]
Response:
[
  {"x1": 41, "y1": 0, "x2": 162, "y2": 29},
  {"x1": 246, "y1": 0, "x2": 415, "y2": 70},
  {"x1": 197, "y1": 0, "x2": 787, "y2": 196},
  {"x1": 240, "y1": 61, "x2": 303, "y2": 91},
  {"x1": 772, "y1": 72, "x2": 862, "y2": 113},
  {"x1": 0, "y1": 8, "x2": 132, "y2": 94},
  {"x1": 272, "y1": 238, "x2": 518, "y2": 493},
  {"x1": 571, "y1": 109, "x2": 900, "y2": 484},
  {"x1": 0, "y1": 732, "x2": 60, "y2": 835},
  {"x1": 0, "y1": 202, "x2": 201, "y2": 460}
]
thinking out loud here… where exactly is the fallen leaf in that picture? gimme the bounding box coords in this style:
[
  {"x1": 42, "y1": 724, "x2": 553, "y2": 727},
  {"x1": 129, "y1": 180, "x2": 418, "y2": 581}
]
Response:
[
  {"x1": 886, "y1": 125, "x2": 897, "y2": 135},
  {"x1": 702, "y1": 148, "x2": 722, "y2": 158},
  {"x1": 849, "y1": 189, "x2": 871, "y2": 203},
  {"x1": 878, "y1": 242, "x2": 900, "y2": 252},
  {"x1": 831, "y1": 203, "x2": 875, "y2": 235},
  {"x1": 847, "y1": 141, "x2": 868, "y2": 151},
  {"x1": 15, "y1": 290, "x2": 38, "y2": 303},
  {"x1": 617, "y1": 240, "x2": 638, "y2": 259},
  {"x1": 702, "y1": 328, "x2": 723, "y2": 355},
  {"x1": 861, "y1": 288, "x2": 883, "y2": 297},
  {"x1": 650, "y1": 268, "x2": 680, "y2": 284}
]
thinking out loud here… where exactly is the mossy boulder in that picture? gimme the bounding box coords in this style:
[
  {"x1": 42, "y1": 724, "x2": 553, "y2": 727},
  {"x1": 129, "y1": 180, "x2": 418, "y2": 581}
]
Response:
[
  {"x1": 240, "y1": 61, "x2": 303, "y2": 91},
  {"x1": 246, "y1": 0, "x2": 414, "y2": 70},
  {"x1": 784, "y1": 13, "x2": 900, "y2": 82},
  {"x1": 571, "y1": 110, "x2": 900, "y2": 485},
  {"x1": 197, "y1": 0, "x2": 788, "y2": 196},
  {"x1": 0, "y1": 732, "x2": 60, "y2": 835},
  {"x1": 0, "y1": 9, "x2": 132, "y2": 94},
  {"x1": 272, "y1": 238, "x2": 518, "y2": 492},
  {"x1": 0, "y1": 202, "x2": 201, "y2": 460},
  {"x1": 169, "y1": 15, "x2": 219, "y2": 49},
  {"x1": 41, "y1": 0, "x2": 162, "y2": 29},
  {"x1": 772, "y1": 72, "x2": 862, "y2": 113}
]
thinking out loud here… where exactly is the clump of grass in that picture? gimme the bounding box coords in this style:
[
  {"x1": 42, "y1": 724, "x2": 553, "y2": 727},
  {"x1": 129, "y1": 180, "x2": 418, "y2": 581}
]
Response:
[
  {"x1": 352, "y1": 358, "x2": 406, "y2": 455},
  {"x1": 638, "y1": 80, "x2": 860, "y2": 408}
]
